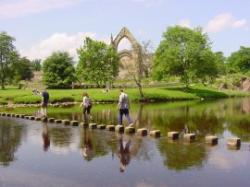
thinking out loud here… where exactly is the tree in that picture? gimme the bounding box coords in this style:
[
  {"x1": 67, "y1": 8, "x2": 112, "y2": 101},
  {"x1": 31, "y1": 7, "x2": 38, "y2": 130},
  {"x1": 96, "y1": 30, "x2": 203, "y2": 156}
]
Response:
[
  {"x1": 76, "y1": 37, "x2": 119, "y2": 87},
  {"x1": 0, "y1": 32, "x2": 18, "y2": 89},
  {"x1": 153, "y1": 26, "x2": 219, "y2": 87},
  {"x1": 43, "y1": 52, "x2": 76, "y2": 88},
  {"x1": 31, "y1": 59, "x2": 42, "y2": 71},
  {"x1": 11, "y1": 57, "x2": 34, "y2": 85},
  {"x1": 227, "y1": 46, "x2": 250, "y2": 73}
]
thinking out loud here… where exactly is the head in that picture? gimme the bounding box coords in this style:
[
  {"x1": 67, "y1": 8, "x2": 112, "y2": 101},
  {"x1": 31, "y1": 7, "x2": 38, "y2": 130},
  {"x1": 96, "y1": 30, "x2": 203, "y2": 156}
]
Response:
[{"x1": 120, "y1": 89, "x2": 124, "y2": 93}]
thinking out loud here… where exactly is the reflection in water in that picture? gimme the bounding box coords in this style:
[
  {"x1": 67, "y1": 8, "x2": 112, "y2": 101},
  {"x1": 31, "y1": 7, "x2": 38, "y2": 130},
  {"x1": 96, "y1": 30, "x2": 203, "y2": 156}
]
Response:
[
  {"x1": 117, "y1": 135, "x2": 131, "y2": 172},
  {"x1": 50, "y1": 127, "x2": 73, "y2": 148},
  {"x1": 42, "y1": 122, "x2": 50, "y2": 151},
  {"x1": 1, "y1": 98, "x2": 250, "y2": 187},
  {"x1": 0, "y1": 119, "x2": 23, "y2": 166},
  {"x1": 81, "y1": 127, "x2": 93, "y2": 160},
  {"x1": 158, "y1": 140, "x2": 207, "y2": 171}
]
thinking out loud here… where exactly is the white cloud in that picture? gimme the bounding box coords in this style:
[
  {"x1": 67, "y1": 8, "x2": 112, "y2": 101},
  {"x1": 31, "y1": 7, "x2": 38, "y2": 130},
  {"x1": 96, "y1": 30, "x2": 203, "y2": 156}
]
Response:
[
  {"x1": 204, "y1": 13, "x2": 248, "y2": 33},
  {"x1": 0, "y1": 0, "x2": 81, "y2": 19},
  {"x1": 20, "y1": 32, "x2": 97, "y2": 61},
  {"x1": 177, "y1": 19, "x2": 192, "y2": 28}
]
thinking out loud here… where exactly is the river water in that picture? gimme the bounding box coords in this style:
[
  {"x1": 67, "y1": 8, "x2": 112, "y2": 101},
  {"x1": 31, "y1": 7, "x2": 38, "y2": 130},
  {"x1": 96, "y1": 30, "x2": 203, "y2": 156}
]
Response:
[{"x1": 0, "y1": 98, "x2": 250, "y2": 187}]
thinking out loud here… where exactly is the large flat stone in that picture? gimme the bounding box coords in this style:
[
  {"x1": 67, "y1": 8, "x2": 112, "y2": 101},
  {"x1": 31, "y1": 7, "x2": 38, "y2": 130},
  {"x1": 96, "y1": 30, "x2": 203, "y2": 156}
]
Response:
[
  {"x1": 89, "y1": 123, "x2": 97, "y2": 129},
  {"x1": 205, "y1": 135, "x2": 218, "y2": 145},
  {"x1": 115, "y1": 125, "x2": 124, "y2": 133},
  {"x1": 48, "y1": 118, "x2": 55, "y2": 123},
  {"x1": 227, "y1": 137, "x2": 241, "y2": 149},
  {"x1": 137, "y1": 128, "x2": 148, "y2": 136},
  {"x1": 106, "y1": 125, "x2": 115, "y2": 131},
  {"x1": 70, "y1": 120, "x2": 79, "y2": 126},
  {"x1": 168, "y1": 131, "x2": 179, "y2": 140},
  {"x1": 125, "y1": 127, "x2": 135, "y2": 134},
  {"x1": 62, "y1": 120, "x2": 70, "y2": 125},
  {"x1": 184, "y1": 133, "x2": 196, "y2": 142},
  {"x1": 97, "y1": 124, "x2": 106, "y2": 130},
  {"x1": 150, "y1": 130, "x2": 161, "y2": 138}
]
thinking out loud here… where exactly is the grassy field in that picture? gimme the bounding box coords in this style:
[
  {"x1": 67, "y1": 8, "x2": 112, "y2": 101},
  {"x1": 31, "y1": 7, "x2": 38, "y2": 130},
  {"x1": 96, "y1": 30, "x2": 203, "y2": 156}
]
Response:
[{"x1": 0, "y1": 85, "x2": 249, "y2": 105}]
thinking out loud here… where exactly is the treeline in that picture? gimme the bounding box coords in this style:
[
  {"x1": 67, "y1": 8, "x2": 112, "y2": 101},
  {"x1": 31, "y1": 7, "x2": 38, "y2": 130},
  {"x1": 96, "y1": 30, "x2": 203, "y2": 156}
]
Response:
[{"x1": 0, "y1": 26, "x2": 250, "y2": 90}]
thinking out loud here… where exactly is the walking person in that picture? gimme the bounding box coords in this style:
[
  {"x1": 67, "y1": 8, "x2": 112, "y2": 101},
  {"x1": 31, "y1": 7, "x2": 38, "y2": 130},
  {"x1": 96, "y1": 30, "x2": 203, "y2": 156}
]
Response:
[
  {"x1": 80, "y1": 92, "x2": 92, "y2": 124},
  {"x1": 118, "y1": 89, "x2": 133, "y2": 126}
]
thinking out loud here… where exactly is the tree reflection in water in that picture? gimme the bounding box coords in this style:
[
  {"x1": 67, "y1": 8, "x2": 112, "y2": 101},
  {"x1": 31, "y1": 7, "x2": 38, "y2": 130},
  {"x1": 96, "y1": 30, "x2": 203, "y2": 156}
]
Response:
[{"x1": 0, "y1": 119, "x2": 24, "y2": 166}]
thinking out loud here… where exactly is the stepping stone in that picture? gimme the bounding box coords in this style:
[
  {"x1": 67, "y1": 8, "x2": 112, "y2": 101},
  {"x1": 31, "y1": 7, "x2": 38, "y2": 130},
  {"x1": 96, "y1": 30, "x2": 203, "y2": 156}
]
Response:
[
  {"x1": 227, "y1": 137, "x2": 241, "y2": 149},
  {"x1": 80, "y1": 122, "x2": 89, "y2": 128},
  {"x1": 137, "y1": 128, "x2": 148, "y2": 136},
  {"x1": 150, "y1": 130, "x2": 161, "y2": 138},
  {"x1": 97, "y1": 124, "x2": 106, "y2": 130},
  {"x1": 25, "y1": 116, "x2": 30, "y2": 119},
  {"x1": 70, "y1": 120, "x2": 79, "y2": 126},
  {"x1": 205, "y1": 135, "x2": 218, "y2": 145},
  {"x1": 29, "y1": 116, "x2": 35, "y2": 120},
  {"x1": 15, "y1": 114, "x2": 20, "y2": 118},
  {"x1": 89, "y1": 123, "x2": 97, "y2": 129},
  {"x1": 168, "y1": 131, "x2": 179, "y2": 140},
  {"x1": 6, "y1": 113, "x2": 11, "y2": 117},
  {"x1": 20, "y1": 114, "x2": 25, "y2": 118},
  {"x1": 41, "y1": 117, "x2": 48, "y2": 122},
  {"x1": 1, "y1": 113, "x2": 6, "y2": 116},
  {"x1": 184, "y1": 133, "x2": 196, "y2": 142},
  {"x1": 48, "y1": 118, "x2": 55, "y2": 123},
  {"x1": 125, "y1": 127, "x2": 135, "y2": 134},
  {"x1": 62, "y1": 120, "x2": 70, "y2": 125},
  {"x1": 55, "y1": 119, "x2": 62, "y2": 124},
  {"x1": 35, "y1": 117, "x2": 41, "y2": 121},
  {"x1": 106, "y1": 125, "x2": 115, "y2": 131},
  {"x1": 11, "y1": 113, "x2": 16, "y2": 117},
  {"x1": 115, "y1": 125, "x2": 124, "y2": 133}
]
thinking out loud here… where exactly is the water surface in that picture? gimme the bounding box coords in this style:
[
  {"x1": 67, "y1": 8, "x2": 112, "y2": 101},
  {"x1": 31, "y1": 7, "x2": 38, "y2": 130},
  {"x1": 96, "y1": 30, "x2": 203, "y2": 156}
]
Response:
[{"x1": 0, "y1": 98, "x2": 250, "y2": 187}]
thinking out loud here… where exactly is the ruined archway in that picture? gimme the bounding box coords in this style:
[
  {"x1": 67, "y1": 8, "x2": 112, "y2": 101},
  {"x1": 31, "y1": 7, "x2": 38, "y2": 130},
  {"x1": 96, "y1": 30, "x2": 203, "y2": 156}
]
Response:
[{"x1": 111, "y1": 27, "x2": 142, "y2": 79}]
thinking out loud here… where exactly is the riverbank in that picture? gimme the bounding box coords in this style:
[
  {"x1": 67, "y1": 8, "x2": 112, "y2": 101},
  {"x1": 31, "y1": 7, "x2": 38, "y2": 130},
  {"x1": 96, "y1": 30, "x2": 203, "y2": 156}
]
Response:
[{"x1": 0, "y1": 86, "x2": 249, "y2": 105}]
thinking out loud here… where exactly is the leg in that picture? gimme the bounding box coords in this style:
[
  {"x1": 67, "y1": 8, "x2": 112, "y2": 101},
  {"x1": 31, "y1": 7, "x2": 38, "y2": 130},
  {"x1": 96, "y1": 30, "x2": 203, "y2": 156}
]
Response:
[
  {"x1": 118, "y1": 109, "x2": 124, "y2": 125},
  {"x1": 124, "y1": 109, "x2": 132, "y2": 124}
]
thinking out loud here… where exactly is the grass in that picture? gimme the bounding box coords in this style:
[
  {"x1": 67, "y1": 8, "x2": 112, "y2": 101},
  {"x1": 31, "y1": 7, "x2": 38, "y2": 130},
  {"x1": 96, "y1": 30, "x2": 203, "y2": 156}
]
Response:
[{"x1": 0, "y1": 85, "x2": 249, "y2": 104}]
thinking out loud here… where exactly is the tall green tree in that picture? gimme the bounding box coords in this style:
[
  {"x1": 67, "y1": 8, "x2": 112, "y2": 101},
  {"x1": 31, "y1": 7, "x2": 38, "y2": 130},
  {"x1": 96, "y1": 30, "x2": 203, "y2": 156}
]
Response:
[
  {"x1": 0, "y1": 32, "x2": 18, "y2": 89},
  {"x1": 11, "y1": 57, "x2": 34, "y2": 85},
  {"x1": 43, "y1": 52, "x2": 76, "y2": 88},
  {"x1": 153, "y1": 26, "x2": 219, "y2": 87},
  {"x1": 227, "y1": 46, "x2": 250, "y2": 73},
  {"x1": 76, "y1": 37, "x2": 119, "y2": 87}
]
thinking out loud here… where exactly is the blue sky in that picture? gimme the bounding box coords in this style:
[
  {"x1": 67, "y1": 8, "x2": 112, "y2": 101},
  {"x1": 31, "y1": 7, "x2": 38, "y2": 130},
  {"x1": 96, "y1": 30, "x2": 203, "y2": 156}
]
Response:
[{"x1": 1, "y1": 0, "x2": 250, "y2": 60}]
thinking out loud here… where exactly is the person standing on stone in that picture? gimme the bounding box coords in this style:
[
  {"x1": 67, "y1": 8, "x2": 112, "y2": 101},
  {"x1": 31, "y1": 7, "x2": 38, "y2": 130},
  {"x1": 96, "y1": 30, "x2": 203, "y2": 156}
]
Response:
[
  {"x1": 33, "y1": 89, "x2": 49, "y2": 117},
  {"x1": 80, "y1": 92, "x2": 92, "y2": 123},
  {"x1": 118, "y1": 89, "x2": 133, "y2": 126}
]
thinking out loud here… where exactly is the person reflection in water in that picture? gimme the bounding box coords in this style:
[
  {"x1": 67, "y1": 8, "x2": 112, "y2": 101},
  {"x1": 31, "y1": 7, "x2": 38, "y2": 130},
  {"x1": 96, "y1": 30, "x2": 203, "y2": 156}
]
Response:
[
  {"x1": 82, "y1": 128, "x2": 93, "y2": 160},
  {"x1": 42, "y1": 123, "x2": 50, "y2": 151},
  {"x1": 118, "y1": 135, "x2": 131, "y2": 173}
]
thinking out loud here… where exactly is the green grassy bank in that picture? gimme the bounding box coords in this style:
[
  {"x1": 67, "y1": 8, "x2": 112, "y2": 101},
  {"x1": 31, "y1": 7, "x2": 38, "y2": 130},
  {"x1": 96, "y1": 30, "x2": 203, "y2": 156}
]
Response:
[{"x1": 0, "y1": 86, "x2": 249, "y2": 105}]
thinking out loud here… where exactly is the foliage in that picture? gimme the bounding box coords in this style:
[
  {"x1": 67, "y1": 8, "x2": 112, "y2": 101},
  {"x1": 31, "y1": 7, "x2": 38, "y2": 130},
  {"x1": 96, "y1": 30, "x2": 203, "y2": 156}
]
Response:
[
  {"x1": 227, "y1": 46, "x2": 250, "y2": 74},
  {"x1": 31, "y1": 59, "x2": 42, "y2": 71},
  {"x1": 153, "y1": 26, "x2": 220, "y2": 87},
  {"x1": 76, "y1": 37, "x2": 119, "y2": 87},
  {"x1": 0, "y1": 32, "x2": 19, "y2": 89},
  {"x1": 43, "y1": 52, "x2": 76, "y2": 88},
  {"x1": 11, "y1": 57, "x2": 34, "y2": 85}
]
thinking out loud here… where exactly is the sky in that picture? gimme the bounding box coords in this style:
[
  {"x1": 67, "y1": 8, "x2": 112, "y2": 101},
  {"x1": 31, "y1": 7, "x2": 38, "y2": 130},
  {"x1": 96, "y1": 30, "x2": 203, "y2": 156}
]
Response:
[{"x1": 1, "y1": 0, "x2": 250, "y2": 61}]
